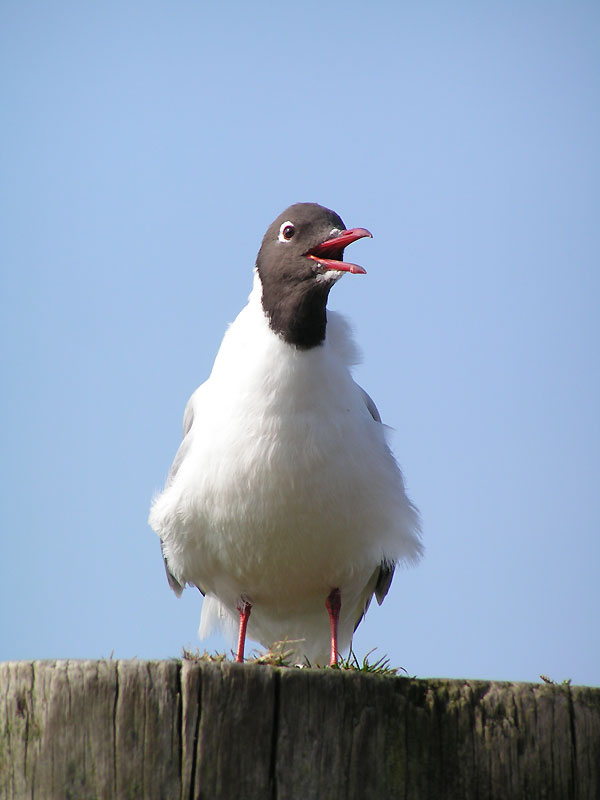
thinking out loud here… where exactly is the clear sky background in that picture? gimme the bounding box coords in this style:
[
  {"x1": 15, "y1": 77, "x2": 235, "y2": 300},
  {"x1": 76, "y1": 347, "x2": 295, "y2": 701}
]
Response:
[{"x1": 2, "y1": 1, "x2": 598, "y2": 686}]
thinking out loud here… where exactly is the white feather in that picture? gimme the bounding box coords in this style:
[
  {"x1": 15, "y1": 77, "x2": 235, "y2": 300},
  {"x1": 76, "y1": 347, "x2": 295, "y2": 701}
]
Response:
[{"x1": 149, "y1": 273, "x2": 421, "y2": 663}]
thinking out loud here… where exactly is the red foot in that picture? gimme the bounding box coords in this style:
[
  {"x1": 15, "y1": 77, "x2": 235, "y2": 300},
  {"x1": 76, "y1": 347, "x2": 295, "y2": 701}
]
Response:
[
  {"x1": 325, "y1": 588, "x2": 341, "y2": 666},
  {"x1": 236, "y1": 598, "x2": 252, "y2": 663}
]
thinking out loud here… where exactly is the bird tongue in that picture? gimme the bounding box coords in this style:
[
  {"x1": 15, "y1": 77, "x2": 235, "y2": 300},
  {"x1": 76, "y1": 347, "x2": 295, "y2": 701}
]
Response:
[{"x1": 307, "y1": 227, "x2": 372, "y2": 274}]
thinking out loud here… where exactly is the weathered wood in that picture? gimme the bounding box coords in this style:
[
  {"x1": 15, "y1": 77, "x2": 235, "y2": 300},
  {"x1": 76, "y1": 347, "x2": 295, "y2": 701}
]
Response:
[{"x1": 1, "y1": 660, "x2": 598, "y2": 799}]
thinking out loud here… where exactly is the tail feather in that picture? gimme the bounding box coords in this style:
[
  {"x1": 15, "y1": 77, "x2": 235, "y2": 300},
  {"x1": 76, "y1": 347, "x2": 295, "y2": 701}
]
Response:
[{"x1": 198, "y1": 594, "x2": 237, "y2": 645}]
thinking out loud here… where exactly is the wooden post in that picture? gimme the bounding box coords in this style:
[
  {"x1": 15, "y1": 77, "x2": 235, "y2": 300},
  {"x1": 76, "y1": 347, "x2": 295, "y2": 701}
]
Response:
[{"x1": 1, "y1": 660, "x2": 599, "y2": 799}]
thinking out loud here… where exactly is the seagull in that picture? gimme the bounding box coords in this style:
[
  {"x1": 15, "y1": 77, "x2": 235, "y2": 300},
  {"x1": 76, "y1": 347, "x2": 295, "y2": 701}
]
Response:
[{"x1": 149, "y1": 202, "x2": 422, "y2": 666}]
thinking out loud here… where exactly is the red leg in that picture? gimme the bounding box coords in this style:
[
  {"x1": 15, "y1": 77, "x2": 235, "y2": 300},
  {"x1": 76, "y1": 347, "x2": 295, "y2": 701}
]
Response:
[
  {"x1": 236, "y1": 598, "x2": 252, "y2": 663},
  {"x1": 325, "y1": 588, "x2": 342, "y2": 666}
]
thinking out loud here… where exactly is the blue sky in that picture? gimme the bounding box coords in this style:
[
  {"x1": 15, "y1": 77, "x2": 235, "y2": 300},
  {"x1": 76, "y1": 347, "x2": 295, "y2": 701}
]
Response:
[{"x1": 1, "y1": 1, "x2": 598, "y2": 686}]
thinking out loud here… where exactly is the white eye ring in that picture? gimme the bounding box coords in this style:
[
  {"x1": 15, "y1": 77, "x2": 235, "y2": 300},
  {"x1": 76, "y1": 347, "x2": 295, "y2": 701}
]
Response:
[{"x1": 278, "y1": 221, "x2": 295, "y2": 242}]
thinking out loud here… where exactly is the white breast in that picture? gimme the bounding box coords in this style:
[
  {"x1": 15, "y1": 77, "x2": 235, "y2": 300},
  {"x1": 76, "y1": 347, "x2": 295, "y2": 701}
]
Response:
[{"x1": 149, "y1": 275, "x2": 421, "y2": 662}]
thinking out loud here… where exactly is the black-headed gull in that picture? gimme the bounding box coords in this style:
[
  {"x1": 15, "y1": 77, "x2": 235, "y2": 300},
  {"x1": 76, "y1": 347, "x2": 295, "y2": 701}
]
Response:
[{"x1": 149, "y1": 203, "x2": 422, "y2": 665}]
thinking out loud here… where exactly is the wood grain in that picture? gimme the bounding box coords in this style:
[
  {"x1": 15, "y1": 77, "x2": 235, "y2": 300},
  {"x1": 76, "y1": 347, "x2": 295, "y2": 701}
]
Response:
[{"x1": 1, "y1": 660, "x2": 598, "y2": 799}]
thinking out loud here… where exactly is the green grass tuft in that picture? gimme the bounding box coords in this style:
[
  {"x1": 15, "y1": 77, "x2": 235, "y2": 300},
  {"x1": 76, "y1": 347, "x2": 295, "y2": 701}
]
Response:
[
  {"x1": 335, "y1": 648, "x2": 411, "y2": 677},
  {"x1": 181, "y1": 647, "x2": 228, "y2": 663},
  {"x1": 540, "y1": 674, "x2": 572, "y2": 687},
  {"x1": 180, "y1": 644, "x2": 411, "y2": 676}
]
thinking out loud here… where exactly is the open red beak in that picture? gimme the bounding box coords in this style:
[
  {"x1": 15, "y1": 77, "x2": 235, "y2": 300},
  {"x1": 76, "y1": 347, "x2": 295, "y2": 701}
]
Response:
[{"x1": 306, "y1": 227, "x2": 372, "y2": 275}]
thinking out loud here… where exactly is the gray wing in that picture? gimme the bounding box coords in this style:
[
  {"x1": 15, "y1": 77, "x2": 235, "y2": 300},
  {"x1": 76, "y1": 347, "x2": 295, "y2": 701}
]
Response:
[
  {"x1": 162, "y1": 543, "x2": 185, "y2": 597},
  {"x1": 357, "y1": 385, "x2": 396, "y2": 600},
  {"x1": 160, "y1": 395, "x2": 197, "y2": 595},
  {"x1": 358, "y1": 385, "x2": 382, "y2": 422},
  {"x1": 352, "y1": 386, "x2": 396, "y2": 632},
  {"x1": 165, "y1": 396, "x2": 196, "y2": 487}
]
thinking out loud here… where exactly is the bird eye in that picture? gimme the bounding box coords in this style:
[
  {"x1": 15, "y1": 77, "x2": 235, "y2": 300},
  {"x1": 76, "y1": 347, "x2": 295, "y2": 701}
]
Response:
[{"x1": 278, "y1": 221, "x2": 295, "y2": 242}]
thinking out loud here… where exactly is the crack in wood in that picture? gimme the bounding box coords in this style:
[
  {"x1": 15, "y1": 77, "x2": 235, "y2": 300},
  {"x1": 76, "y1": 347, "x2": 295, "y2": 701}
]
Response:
[
  {"x1": 268, "y1": 668, "x2": 280, "y2": 800},
  {"x1": 112, "y1": 661, "x2": 119, "y2": 798},
  {"x1": 186, "y1": 667, "x2": 202, "y2": 800}
]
